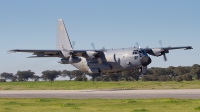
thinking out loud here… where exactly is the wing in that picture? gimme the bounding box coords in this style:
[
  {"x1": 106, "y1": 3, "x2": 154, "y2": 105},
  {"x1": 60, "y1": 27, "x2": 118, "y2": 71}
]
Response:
[
  {"x1": 144, "y1": 46, "x2": 193, "y2": 56},
  {"x1": 8, "y1": 49, "x2": 105, "y2": 59},
  {"x1": 8, "y1": 49, "x2": 63, "y2": 58}
]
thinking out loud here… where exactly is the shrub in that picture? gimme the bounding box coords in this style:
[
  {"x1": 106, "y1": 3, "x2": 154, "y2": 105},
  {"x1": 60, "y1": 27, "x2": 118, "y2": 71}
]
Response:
[{"x1": 0, "y1": 79, "x2": 6, "y2": 82}]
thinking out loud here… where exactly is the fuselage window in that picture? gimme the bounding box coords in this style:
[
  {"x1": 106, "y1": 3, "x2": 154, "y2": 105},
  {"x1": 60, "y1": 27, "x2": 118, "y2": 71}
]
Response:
[{"x1": 134, "y1": 56, "x2": 138, "y2": 60}]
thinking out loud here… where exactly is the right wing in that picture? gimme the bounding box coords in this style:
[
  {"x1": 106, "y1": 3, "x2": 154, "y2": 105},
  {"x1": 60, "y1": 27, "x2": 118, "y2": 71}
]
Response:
[
  {"x1": 144, "y1": 46, "x2": 193, "y2": 56},
  {"x1": 143, "y1": 46, "x2": 192, "y2": 61}
]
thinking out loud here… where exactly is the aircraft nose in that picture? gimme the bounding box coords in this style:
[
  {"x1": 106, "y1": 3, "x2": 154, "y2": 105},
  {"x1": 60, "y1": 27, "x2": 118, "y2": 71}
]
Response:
[{"x1": 140, "y1": 56, "x2": 151, "y2": 66}]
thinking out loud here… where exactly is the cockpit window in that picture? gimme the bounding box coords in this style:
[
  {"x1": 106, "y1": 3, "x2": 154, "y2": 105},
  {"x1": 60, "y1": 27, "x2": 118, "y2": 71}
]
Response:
[
  {"x1": 133, "y1": 52, "x2": 138, "y2": 54},
  {"x1": 133, "y1": 50, "x2": 138, "y2": 54}
]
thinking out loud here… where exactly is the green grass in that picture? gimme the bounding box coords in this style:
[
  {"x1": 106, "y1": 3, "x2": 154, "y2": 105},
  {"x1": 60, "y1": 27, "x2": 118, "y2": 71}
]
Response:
[
  {"x1": 0, "y1": 80, "x2": 200, "y2": 90},
  {"x1": 1, "y1": 98, "x2": 200, "y2": 112}
]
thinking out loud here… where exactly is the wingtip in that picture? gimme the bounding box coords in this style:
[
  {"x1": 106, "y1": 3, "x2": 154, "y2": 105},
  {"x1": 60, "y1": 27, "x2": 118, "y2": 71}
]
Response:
[
  {"x1": 185, "y1": 46, "x2": 193, "y2": 50},
  {"x1": 7, "y1": 50, "x2": 16, "y2": 54}
]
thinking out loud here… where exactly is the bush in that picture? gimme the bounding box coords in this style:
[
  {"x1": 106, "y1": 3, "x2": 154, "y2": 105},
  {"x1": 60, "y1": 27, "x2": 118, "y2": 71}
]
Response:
[
  {"x1": 74, "y1": 76, "x2": 87, "y2": 81},
  {"x1": 159, "y1": 75, "x2": 172, "y2": 81},
  {"x1": 183, "y1": 74, "x2": 192, "y2": 81},
  {"x1": 0, "y1": 79, "x2": 6, "y2": 82},
  {"x1": 176, "y1": 75, "x2": 183, "y2": 82},
  {"x1": 142, "y1": 75, "x2": 159, "y2": 81}
]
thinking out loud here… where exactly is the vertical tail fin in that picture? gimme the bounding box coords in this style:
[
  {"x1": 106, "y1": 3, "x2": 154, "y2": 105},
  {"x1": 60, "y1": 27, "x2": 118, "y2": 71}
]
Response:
[{"x1": 57, "y1": 19, "x2": 73, "y2": 51}]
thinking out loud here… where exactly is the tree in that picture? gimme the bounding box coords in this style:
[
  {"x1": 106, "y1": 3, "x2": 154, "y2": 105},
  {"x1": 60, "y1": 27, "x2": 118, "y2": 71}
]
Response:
[
  {"x1": 88, "y1": 73, "x2": 101, "y2": 82},
  {"x1": 0, "y1": 79, "x2": 6, "y2": 82},
  {"x1": 106, "y1": 72, "x2": 121, "y2": 81},
  {"x1": 173, "y1": 66, "x2": 190, "y2": 76},
  {"x1": 183, "y1": 73, "x2": 193, "y2": 81},
  {"x1": 0, "y1": 72, "x2": 13, "y2": 81},
  {"x1": 61, "y1": 70, "x2": 74, "y2": 81},
  {"x1": 121, "y1": 71, "x2": 132, "y2": 81},
  {"x1": 159, "y1": 75, "x2": 171, "y2": 81},
  {"x1": 142, "y1": 74, "x2": 159, "y2": 81},
  {"x1": 32, "y1": 75, "x2": 40, "y2": 81},
  {"x1": 175, "y1": 75, "x2": 183, "y2": 82},
  {"x1": 16, "y1": 70, "x2": 34, "y2": 81},
  {"x1": 191, "y1": 64, "x2": 200, "y2": 80},
  {"x1": 74, "y1": 75, "x2": 88, "y2": 81},
  {"x1": 101, "y1": 73, "x2": 110, "y2": 82},
  {"x1": 11, "y1": 75, "x2": 17, "y2": 82},
  {"x1": 72, "y1": 70, "x2": 84, "y2": 78},
  {"x1": 41, "y1": 70, "x2": 61, "y2": 82},
  {"x1": 71, "y1": 70, "x2": 88, "y2": 81},
  {"x1": 151, "y1": 67, "x2": 168, "y2": 76}
]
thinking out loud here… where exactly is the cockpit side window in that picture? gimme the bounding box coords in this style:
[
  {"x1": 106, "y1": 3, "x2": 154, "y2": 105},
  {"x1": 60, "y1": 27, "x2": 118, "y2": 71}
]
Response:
[{"x1": 134, "y1": 56, "x2": 138, "y2": 60}]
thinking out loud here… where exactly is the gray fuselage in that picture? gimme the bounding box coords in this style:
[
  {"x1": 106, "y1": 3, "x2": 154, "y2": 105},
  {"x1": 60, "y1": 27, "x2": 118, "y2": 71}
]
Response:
[{"x1": 72, "y1": 47, "x2": 151, "y2": 73}]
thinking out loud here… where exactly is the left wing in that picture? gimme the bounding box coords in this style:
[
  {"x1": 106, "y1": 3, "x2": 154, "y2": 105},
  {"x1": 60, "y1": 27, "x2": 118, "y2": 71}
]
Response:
[
  {"x1": 8, "y1": 49, "x2": 62, "y2": 58},
  {"x1": 8, "y1": 49, "x2": 104, "y2": 59}
]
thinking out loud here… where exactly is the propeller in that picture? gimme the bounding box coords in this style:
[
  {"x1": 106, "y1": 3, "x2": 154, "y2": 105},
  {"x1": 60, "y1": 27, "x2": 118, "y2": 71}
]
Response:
[
  {"x1": 163, "y1": 53, "x2": 167, "y2": 61},
  {"x1": 101, "y1": 47, "x2": 105, "y2": 51},
  {"x1": 90, "y1": 42, "x2": 104, "y2": 64},
  {"x1": 159, "y1": 40, "x2": 167, "y2": 61},
  {"x1": 69, "y1": 54, "x2": 73, "y2": 63}
]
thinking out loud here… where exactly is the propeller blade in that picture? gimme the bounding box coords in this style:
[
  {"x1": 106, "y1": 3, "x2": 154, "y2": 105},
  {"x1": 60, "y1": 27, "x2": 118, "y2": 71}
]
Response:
[
  {"x1": 163, "y1": 53, "x2": 167, "y2": 61},
  {"x1": 159, "y1": 40, "x2": 163, "y2": 47},
  {"x1": 72, "y1": 41, "x2": 76, "y2": 49},
  {"x1": 69, "y1": 56, "x2": 73, "y2": 63},
  {"x1": 136, "y1": 42, "x2": 139, "y2": 48},
  {"x1": 91, "y1": 43, "x2": 96, "y2": 50},
  {"x1": 97, "y1": 58, "x2": 103, "y2": 64},
  {"x1": 101, "y1": 47, "x2": 106, "y2": 51}
]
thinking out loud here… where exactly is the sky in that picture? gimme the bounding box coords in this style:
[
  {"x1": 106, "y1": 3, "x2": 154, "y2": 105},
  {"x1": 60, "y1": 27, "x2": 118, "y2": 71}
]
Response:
[{"x1": 0, "y1": 0, "x2": 199, "y2": 76}]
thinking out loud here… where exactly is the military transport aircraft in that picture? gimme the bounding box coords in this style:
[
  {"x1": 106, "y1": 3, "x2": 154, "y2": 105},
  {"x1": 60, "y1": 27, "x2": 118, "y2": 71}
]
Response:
[{"x1": 8, "y1": 19, "x2": 193, "y2": 74}]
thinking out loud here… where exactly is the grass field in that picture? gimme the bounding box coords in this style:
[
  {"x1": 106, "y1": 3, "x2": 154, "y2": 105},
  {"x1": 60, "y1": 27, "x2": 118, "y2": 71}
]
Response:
[
  {"x1": 0, "y1": 80, "x2": 200, "y2": 90},
  {"x1": 0, "y1": 98, "x2": 200, "y2": 112}
]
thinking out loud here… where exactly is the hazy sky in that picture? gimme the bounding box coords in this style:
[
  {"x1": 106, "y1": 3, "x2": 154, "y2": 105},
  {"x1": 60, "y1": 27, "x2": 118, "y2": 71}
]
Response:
[{"x1": 0, "y1": 0, "x2": 199, "y2": 76}]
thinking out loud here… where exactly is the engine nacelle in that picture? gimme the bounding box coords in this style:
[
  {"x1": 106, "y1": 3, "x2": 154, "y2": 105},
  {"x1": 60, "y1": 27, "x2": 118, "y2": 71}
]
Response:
[
  {"x1": 151, "y1": 49, "x2": 162, "y2": 56},
  {"x1": 149, "y1": 49, "x2": 169, "y2": 56},
  {"x1": 58, "y1": 57, "x2": 81, "y2": 64},
  {"x1": 86, "y1": 51, "x2": 98, "y2": 59}
]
